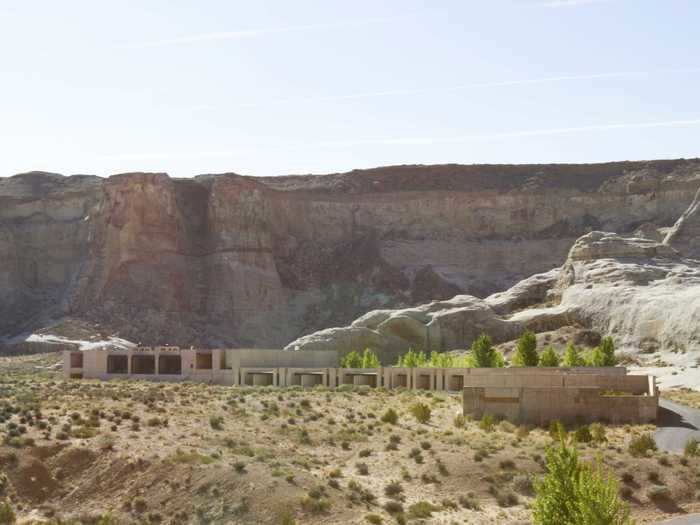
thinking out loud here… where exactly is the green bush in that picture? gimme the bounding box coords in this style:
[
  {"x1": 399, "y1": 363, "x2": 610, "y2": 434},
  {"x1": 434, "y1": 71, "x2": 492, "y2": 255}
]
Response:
[
  {"x1": 341, "y1": 349, "x2": 381, "y2": 368},
  {"x1": 409, "y1": 403, "x2": 431, "y2": 424},
  {"x1": 0, "y1": 501, "x2": 15, "y2": 525},
  {"x1": 407, "y1": 501, "x2": 439, "y2": 519},
  {"x1": 513, "y1": 330, "x2": 539, "y2": 366},
  {"x1": 574, "y1": 425, "x2": 593, "y2": 443},
  {"x1": 590, "y1": 423, "x2": 607, "y2": 443},
  {"x1": 563, "y1": 343, "x2": 584, "y2": 367},
  {"x1": 533, "y1": 438, "x2": 632, "y2": 525},
  {"x1": 628, "y1": 434, "x2": 657, "y2": 457},
  {"x1": 479, "y1": 414, "x2": 495, "y2": 432},
  {"x1": 684, "y1": 438, "x2": 698, "y2": 457},
  {"x1": 470, "y1": 334, "x2": 504, "y2": 368},
  {"x1": 381, "y1": 408, "x2": 398, "y2": 425},
  {"x1": 548, "y1": 420, "x2": 565, "y2": 440},
  {"x1": 539, "y1": 346, "x2": 561, "y2": 367}
]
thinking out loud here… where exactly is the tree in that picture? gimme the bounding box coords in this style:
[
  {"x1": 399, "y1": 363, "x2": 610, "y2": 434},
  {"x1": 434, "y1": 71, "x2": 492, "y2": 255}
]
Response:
[
  {"x1": 563, "y1": 343, "x2": 584, "y2": 367},
  {"x1": 533, "y1": 437, "x2": 633, "y2": 525},
  {"x1": 514, "y1": 330, "x2": 539, "y2": 366},
  {"x1": 599, "y1": 337, "x2": 617, "y2": 366},
  {"x1": 340, "y1": 350, "x2": 362, "y2": 368},
  {"x1": 470, "y1": 334, "x2": 497, "y2": 368},
  {"x1": 585, "y1": 347, "x2": 607, "y2": 367},
  {"x1": 361, "y1": 348, "x2": 381, "y2": 368},
  {"x1": 539, "y1": 346, "x2": 561, "y2": 367}
]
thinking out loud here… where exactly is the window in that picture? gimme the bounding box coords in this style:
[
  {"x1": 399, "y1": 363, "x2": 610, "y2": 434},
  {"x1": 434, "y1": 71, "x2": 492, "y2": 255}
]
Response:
[
  {"x1": 107, "y1": 355, "x2": 128, "y2": 374},
  {"x1": 70, "y1": 352, "x2": 83, "y2": 368},
  {"x1": 158, "y1": 354, "x2": 182, "y2": 375},
  {"x1": 196, "y1": 352, "x2": 213, "y2": 370},
  {"x1": 131, "y1": 354, "x2": 155, "y2": 374}
]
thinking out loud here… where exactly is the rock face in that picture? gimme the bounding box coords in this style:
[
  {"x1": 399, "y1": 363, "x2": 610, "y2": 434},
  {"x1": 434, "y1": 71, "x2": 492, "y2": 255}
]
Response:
[
  {"x1": 2, "y1": 159, "x2": 700, "y2": 348},
  {"x1": 664, "y1": 187, "x2": 700, "y2": 258},
  {"x1": 288, "y1": 230, "x2": 700, "y2": 359}
]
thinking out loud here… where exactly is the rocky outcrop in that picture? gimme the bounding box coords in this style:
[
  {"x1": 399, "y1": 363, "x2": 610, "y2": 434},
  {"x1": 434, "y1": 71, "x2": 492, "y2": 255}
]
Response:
[
  {"x1": 664, "y1": 187, "x2": 700, "y2": 258},
  {"x1": 287, "y1": 230, "x2": 700, "y2": 359},
  {"x1": 2, "y1": 159, "x2": 700, "y2": 349}
]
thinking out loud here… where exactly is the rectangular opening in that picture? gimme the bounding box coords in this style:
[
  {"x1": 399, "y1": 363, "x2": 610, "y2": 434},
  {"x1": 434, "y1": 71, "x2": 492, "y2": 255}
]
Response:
[
  {"x1": 69, "y1": 373, "x2": 83, "y2": 379},
  {"x1": 70, "y1": 352, "x2": 83, "y2": 368},
  {"x1": 394, "y1": 374, "x2": 408, "y2": 388},
  {"x1": 220, "y1": 351, "x2": 231, "y2": 370},
  {"x1": 158, "y1": 354, "x2": 182, "y2": 375},
  {"x1": 295, "y1": 373, "x2": 323, "y2": 388},
  {"x1": 132, "y1": 354, "x2": 155, "y2": 375},
  {"x1": 196, "y1": 352, "x2": 213, "y2": 370},
  {"x1": 352, "y1": 374, "x2": 377, "y2": 387},
  {"x1": 245, "y1": 372, "x2": 274, "y2": 386},
  {"x1": 448, "y1": 375, "x2": 464, "y2": 391},
  {"x1": 416, "y1": 374, "x2": 431, "y2": 390},
  {"x1": 107, "y1": 355, "x2": 128, "y2": 374}
]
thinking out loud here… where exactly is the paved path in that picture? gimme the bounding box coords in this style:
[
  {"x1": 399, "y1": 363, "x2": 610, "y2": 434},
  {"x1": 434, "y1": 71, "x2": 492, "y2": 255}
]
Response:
[
  {"x1": 655, "y1": 399, "x2": 700, "y2": 453},
  {"x1": 652, "y1": 514, "x2": 700, "y2": 525}
]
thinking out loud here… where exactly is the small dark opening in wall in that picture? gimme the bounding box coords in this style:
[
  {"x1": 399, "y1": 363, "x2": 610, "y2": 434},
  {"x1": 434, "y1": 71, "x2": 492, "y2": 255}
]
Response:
[
  {"x1": 158, "y1": 355, "x2": 182, "y2": 375},
  {"x1": 107, "y1": 355, "x2": 128, "y2": 374},
  {"x1": 131, "y1": 355, "x2": 155, "y2": 375},
  {"x1": 70, "y1": 352, "x2": 83, "y2": 368},
  {"x1": 69, "y1": 373, "x2": 83, "y2": 379},
  {"x1": 196, "y1": 352, "x2": 213, "y2": 370}
]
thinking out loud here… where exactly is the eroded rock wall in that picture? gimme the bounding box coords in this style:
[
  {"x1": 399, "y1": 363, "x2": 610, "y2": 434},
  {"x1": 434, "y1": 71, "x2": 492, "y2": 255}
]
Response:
[{"x1": 1, "y1": 159, "x2": 699, "y2": 347}]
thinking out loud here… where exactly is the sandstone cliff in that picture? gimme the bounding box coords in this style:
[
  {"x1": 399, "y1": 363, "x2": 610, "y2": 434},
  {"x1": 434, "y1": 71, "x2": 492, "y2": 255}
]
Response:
[{"x1": 2, "y1": 159, "x2": 700, "y2": 349}]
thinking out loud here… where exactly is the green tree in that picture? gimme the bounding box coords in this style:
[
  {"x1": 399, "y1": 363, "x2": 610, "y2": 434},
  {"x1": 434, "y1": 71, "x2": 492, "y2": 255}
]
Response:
[
  {"x1": 513, "y1": 330, "x2": 539, "y2": 366},
  {"x1": 341, "y1": 350, "x2": 362, "y2": 368},
  {"x1": 361, "y1": 348, "x2": 381, "y2": 368},
  {"x1": 585, "y1": 347, "x2": 607, "y2": 367},
  {"x1": 599, "y1": 337, "x2": 617, "y2": 366},
  {"x1": 470, "y1": 334, "x2": 497, "y2": 368},
  {"x1": 539, "y1": 346, "x2": 561, "y2": 367},
  {"x1": 533, "y1": 437, "x2": 633, "y2": 525},
  {"x1": 563, "y1": 343, "x2": 584, "y2": 367}
]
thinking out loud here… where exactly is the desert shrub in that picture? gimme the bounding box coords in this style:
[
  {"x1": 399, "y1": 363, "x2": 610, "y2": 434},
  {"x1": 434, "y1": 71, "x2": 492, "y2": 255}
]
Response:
[
  {"x1": 548, "y1": 420, "x2": 565, "y2": 440},
  {"x1": 590, "y1": 423, "x2": 607, "y2": 443},
  {"x1": 300, "y1": 495, "x2": 330, "y2": 514},
  {"x1": 453, "y1": 414, "x2": 466, "y2": 428},
  {"x1": 479, "y1": 414, "x2": 495, "y2": 432},
  {"x1": 532, "y1": 437, "x2": 631, "y2": 525},
  {"x1": 499, "y1": 459, "x2": 516, "y2": 470},
  {"x1": 539, "y1": 346, "x2": 561, "y2": 367},
  {"x1": 407, "y1": 501, "x2": 439, "y2": 519},
  {"x1": 621, "y1": 472, "x2": 634, "y2": 484},
  {"x1": 459, "y1": 492, "x2": 480, "y2": 510},
  {"x1": 384, "y1": 481, "x2": 403, "y2": 498},
  {"x1": 648, "y1": 470, "x2": 660, "y2": 483},
  {"x1": 513, "y1": 474, "x2": 534, "y2": 496},
  {"x1": 209, "y1": 415, "x2": 224, "y2": 430},
  {"x1": 133, "y1": 497, "x2": 148, "y2": 514},
  {"x1": 356, "y1": 462, "x2": 369, "y2": 475},
  {"x1": 409, "y1": 403, "x2": 431, "y2": 424},
  {"x1": 383, "y1": 501, "x2": 404, "y2": 514},
  {"x1": 574, "y1": 425, "x2": 593, "y2": 443},
  {"x1": 684, "y1": 438, "x2": 699, "y2": 457},
  {"x1": 380, "y1": 408, "x2": 398, "y2": 425},
  {"x1": 647, "y1": 485, "x2": 670, "y2": 500},
  {"x1": 365, "y1": 514, "x2": 383, "y2": 524},
  {"x1": 0, "y1": 501, "x2": 15, "y2": 525},
  {"x1": 498, "y1": 420, "x2": 516, "y2": 433},
  {"x1": 234, "y1": 461, "x2": 247, "y2": 473},
  {"x1": 497, "y1": 491, "x2": 519, "y2": 507},
  {"x1": 513, "y1": 330, "x2": 539, "y2": 366},
  {"x1": 628, "y1": 434, "x2": 656, "y2": 457},
  {"x1": 516, "y1": 425, "x2": 530, "y2": 439}
]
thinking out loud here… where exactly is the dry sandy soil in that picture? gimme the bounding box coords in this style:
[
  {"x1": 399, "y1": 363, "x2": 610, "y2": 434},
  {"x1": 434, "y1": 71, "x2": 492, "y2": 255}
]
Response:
[{"x1": 0, "y1": 354, "x2": 699, "y2": 525}]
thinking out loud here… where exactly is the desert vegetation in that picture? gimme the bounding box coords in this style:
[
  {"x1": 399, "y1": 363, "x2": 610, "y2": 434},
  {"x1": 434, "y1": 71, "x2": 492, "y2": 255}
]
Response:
[{"x1": 0, "y1": 354, "x2": 695, "y2": 524}]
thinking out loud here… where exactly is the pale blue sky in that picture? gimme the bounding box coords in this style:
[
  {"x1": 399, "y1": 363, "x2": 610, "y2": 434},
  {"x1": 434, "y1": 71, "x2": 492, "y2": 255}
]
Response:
[{"x1": 1, "y1": 0, "x2": 699, "y2": 177}]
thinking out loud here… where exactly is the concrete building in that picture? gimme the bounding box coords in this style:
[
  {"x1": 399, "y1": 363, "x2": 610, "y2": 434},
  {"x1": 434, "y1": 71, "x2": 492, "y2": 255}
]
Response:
[{"x1": 64, "y1": 348, "x2": 657, "y2": 424}]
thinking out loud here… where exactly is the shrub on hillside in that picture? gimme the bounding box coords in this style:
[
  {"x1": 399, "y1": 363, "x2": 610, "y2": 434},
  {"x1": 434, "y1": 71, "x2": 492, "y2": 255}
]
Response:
[
  {"x1": 628, "y1": 434, "x2": 657, "y2": 457},
  {"x1": 409, "y1": 403, "x2": 431, "y2": 424}
]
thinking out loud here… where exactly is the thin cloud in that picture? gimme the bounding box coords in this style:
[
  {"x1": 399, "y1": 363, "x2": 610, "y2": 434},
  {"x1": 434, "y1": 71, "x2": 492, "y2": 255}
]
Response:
[
  {"x1": 541, "y1": 0, "x2": 614, "y2": 7},
  {"x1": 134, "y1": 13, "x2": 417, "y2": 48},
  {"x1": 236, "y1": 68, "x2": 700, "y2": 109},
  {"x1": 101, "y1": 118, "x2": 700, "y2": 161}
]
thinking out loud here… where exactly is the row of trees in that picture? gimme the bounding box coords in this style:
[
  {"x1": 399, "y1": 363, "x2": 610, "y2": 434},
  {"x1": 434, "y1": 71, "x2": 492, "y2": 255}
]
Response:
[
  {"x1": 513, "y1": 331, "x2": 618, "y2": 368},
  {"x1": 340, "y1": 332, "x2": 619, "y2": 369}
]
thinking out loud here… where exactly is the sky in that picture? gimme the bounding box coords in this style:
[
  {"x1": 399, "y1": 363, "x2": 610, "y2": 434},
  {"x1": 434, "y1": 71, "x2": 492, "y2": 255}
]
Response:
[{"x1": 1, "y1": 0, "x2": 699, "y2": 178}]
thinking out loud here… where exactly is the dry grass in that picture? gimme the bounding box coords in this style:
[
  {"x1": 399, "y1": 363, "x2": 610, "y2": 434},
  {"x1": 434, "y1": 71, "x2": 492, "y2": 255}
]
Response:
[{"x1": 0, "y1": 356, "x2": 698, "y2": 524}]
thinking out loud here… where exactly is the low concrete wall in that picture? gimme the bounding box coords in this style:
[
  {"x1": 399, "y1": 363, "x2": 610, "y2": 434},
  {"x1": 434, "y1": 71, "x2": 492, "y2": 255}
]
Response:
[{"x1": 463, "y1": 386, "x2": 657, "y2": 425}]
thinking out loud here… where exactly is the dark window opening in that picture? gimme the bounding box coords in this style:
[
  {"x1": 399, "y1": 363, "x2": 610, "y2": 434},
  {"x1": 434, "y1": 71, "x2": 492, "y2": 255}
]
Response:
[
  {"x1": 196, "y1": 352, "x2": 213, "y2": 370},
  {"x1": 132, "y1": 354, "x2": 155, "y2": 374},
  {"x1": 158, "y1": 355, "x2": 182, "y2": 375},
  {"x1": 107, "y1": 355, "x2": 128, "y2": 374},
  {"x1": 70, "y1": 352, "x2": 83, "y2": 368}
]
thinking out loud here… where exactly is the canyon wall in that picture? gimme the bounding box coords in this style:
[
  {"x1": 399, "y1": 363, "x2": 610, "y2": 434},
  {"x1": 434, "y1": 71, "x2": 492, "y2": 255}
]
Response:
[{"x1": 1, "y1": 159, "x2": 699, "y2": 348}]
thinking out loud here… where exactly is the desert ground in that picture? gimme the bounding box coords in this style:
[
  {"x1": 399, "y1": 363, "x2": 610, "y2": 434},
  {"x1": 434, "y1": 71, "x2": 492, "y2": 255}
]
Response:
[{"x1": 1, "y1": 353, "x2": 699, "y2": 525}]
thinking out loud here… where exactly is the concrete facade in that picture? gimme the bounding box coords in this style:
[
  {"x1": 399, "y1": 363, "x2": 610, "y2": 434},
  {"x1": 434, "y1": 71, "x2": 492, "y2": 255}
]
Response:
[
  {"x1": 63, "y1": 348, "x2": 657, "y2": 424},
  {"x1": 462, "y1": 369, "x2": 657, "y2": 425}
]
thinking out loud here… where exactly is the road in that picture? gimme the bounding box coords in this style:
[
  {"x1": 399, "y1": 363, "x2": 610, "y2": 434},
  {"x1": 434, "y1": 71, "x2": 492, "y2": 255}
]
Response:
[
  {"x1": 655, "y1": 399, "x2": 700, "y2": 453},
  {"x1": 649, "y1": 400, "x2": 700, "y2": 524}
]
